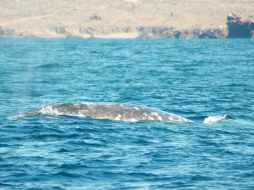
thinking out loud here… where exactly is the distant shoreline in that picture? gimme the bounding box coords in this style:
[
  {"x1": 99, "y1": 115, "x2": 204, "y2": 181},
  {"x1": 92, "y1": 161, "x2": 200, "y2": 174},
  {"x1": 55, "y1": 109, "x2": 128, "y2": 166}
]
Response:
[
  {"x1": 1, "y1": 0, "x2": 253, "y2": 39},
  {"x1": 0, "y1": 22, "x2": 253, "y2": 39}
]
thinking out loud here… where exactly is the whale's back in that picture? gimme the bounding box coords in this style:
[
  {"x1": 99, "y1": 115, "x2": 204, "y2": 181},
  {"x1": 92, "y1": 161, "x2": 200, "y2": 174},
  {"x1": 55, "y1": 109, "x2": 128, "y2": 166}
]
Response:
[
  {"x1": 9, "y1": 102, "x2": 192, "y2": 123},
  {"x1": 48, "y1": 102, "x2": 191, "y2": 123}
]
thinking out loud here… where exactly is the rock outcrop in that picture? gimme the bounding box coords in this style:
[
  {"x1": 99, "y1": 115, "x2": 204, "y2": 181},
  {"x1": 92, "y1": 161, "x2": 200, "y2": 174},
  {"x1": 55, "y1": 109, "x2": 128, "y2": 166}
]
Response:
[
  {"x1": 138, "y1": 26, "x2": 181, "y2": 38},
  {"x1": 0, "y1": 26, "x2": 15, "y2": 37},
  {"x1": 137, "y1": 27, "x2": 225, "y2": 39},
  {"x1": 227, "y1": 13, "x2": 254, "y2": 38},
  {"x1": 180, "y1": 28, "x2": 225, "y2": 39},
  {"x1": 0, "y1": 25, "x2": 229, "y2": 39}
]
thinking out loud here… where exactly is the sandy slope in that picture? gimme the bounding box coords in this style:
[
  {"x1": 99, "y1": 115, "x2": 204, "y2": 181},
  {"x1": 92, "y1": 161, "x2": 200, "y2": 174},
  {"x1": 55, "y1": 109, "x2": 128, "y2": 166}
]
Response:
[{"x1": 0, "y1": 0, "x2": 254, "y2": 38}]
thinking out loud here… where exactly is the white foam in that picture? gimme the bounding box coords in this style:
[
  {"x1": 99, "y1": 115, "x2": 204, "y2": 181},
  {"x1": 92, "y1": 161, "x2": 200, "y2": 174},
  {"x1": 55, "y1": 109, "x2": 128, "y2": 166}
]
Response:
[
  {"x1": 127, "y1": 118, "x2": 139, "y2": 122},
  {"x1": 115, "y1": 114, "x2": 122, "y2": 120},
  {"x1": 203, "y1": 114, "x2": 227, "y2": 125},
  {"x1": 39, "y1": 105, "x2": 61, "y2": 115},
  {"x1": 7, "y1": 114, "x2": 24, "y2": 120},
  {"x1": 133, "y1": 107, "x2": 140, "y2": 110}
]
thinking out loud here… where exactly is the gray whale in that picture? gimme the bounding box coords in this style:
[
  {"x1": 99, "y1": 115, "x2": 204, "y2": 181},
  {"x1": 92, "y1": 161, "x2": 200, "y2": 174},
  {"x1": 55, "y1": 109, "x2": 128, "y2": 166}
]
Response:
[{"x1": 10, "y1": 102, "x2": 193, "y2": 123}]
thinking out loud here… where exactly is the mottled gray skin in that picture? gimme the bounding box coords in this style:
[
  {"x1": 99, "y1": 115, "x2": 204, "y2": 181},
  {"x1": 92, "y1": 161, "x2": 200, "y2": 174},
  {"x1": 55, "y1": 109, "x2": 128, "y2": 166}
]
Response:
[{"x1": 10, "y1": 102, "x2": 192, "y2": 123}]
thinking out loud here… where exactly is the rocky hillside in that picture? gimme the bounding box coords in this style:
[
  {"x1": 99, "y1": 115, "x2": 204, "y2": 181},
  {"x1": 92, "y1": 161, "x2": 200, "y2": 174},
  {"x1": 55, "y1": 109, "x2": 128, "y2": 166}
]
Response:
[{"x1": 0, "y1": 0, "x2": 254, "y2": 38}]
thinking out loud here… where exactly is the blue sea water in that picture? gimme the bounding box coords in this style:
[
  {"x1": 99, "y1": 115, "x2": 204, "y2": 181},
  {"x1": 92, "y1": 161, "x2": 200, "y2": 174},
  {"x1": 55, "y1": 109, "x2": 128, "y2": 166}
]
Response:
[{"x1": 0, "y1": 39, "x2": 254, "y2": 189}]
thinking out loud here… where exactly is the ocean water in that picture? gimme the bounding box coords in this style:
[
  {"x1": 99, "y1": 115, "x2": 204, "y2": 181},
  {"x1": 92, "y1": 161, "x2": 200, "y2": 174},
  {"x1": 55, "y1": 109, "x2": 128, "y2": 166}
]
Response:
[{"x1": 0, "y1": 39, "x2": 254, "y2": 190}]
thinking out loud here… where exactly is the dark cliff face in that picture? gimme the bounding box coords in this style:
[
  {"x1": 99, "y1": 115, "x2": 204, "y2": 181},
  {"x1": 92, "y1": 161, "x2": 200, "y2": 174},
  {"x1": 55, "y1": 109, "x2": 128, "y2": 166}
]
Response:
[
  {"x1": 180, "y1": 28, "x2": 225, "y2": 39},
  {"x1": 138, "y1": 27, "x2": 225, "y2": 39},
  {"x1": 0, "y1": 26, "x2": 15, "y2": 37},
  {"x1": 227, "y1": 13, "x2": 254, "y2": 38}
]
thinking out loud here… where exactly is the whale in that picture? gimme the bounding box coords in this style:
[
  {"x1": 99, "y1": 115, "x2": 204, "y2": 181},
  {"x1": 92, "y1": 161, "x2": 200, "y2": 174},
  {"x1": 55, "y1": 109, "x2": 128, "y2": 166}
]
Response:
[{"x1": 9, "y1": 102, "x2": 193, "y2": 123}]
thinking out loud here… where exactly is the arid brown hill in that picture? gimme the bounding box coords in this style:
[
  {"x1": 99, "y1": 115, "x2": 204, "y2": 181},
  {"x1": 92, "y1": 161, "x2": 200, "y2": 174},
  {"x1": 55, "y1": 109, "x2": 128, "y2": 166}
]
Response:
[{"x1": 0, "y1": 0, "x2": 254, "y2": 38}]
